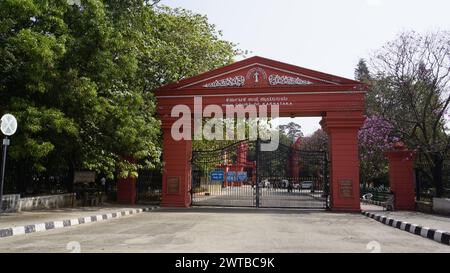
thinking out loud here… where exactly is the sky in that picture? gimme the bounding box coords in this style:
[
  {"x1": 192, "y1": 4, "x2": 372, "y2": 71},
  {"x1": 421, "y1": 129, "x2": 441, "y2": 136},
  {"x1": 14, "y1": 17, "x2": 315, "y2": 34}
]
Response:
[{"x1": 162, "y1": 0, "x2": 450, "y2": 136}]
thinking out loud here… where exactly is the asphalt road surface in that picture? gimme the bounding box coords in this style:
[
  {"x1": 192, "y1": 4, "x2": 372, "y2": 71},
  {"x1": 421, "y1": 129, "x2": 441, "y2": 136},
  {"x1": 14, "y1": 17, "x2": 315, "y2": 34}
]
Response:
[{"x1": 0, "y1": 207, "x2": 449, "y2": 253}]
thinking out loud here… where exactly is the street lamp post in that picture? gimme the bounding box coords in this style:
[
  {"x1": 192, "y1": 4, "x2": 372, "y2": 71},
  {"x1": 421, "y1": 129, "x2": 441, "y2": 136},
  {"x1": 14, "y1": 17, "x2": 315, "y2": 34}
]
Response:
[
  {"x1": 0, "y1": 137, "x2": 10, "y2": 211},
  {"x1": 0, "y1": 114, "x2": 17, "y2": 213}
]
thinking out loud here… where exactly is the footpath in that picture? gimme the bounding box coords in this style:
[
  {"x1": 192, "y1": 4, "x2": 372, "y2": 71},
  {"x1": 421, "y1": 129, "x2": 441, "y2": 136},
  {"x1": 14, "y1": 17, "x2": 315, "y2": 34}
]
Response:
[
  {"x1": 0, "y1": 204, "x2": 158, "y2": 238},
  {"x1": 361, "y1": 203, "x2": 450, "y2": 245}
]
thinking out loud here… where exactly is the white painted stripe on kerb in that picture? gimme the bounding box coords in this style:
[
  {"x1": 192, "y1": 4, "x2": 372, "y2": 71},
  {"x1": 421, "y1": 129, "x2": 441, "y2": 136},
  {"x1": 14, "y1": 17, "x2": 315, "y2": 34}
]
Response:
[
  {"x1": 96, "y1": 215, "x2": 103, "y2": 221},
  {"x1": 35, "y1": 223, "x2": 46, "y2": 232},
  {"x1": 106, "y1": 213, "x2": 113, "y2": 219},
  {"x1": 124, "y1": 211, "x2": 129, "y2": 216},
  {"x1": 409, "y1": 224, "x2": 418, "y2": 233},
  {"x1": 392, "y1": 220, "x2": 398, "y2": 227},
  {"x1": 12, "y1": 226, "x2": 25, "y2": 235},
  {"x1": 84, "y1": 217, "x2": 91, "y2": 223},
  {"x1": 54, "y1": 221, "x2": 64, "y2": 229},
  {"x1": 70, "y1": 219, "x2": 79, "y2": 226},
  {"x1": 434, "y1": 230, "x2": 444, "y2": 242},
  {"x1": 420, "y1": 227, "x2": 430, "y2": 237},
  {"x1": 400, "y1": 222, "x2": 407, "y2": 230}
]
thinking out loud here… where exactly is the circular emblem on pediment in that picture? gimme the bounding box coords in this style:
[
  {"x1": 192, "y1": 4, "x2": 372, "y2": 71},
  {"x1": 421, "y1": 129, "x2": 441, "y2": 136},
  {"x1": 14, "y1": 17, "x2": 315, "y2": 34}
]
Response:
[{"x1": 246, "y1": 67, "x2": 267, "y2": 83}]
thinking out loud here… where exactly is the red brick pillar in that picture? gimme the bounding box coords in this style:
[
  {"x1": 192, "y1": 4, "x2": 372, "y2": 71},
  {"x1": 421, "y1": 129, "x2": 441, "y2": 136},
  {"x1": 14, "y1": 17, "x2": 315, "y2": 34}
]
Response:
[
  {"x1": 321, "y1": 111, "x2": 365, "y2": 212},
  {"x1": 290, "y1": 137, "x2": 301, "y2": 183},
  {"x1": 160, "y1": 117, "x2": 192, "y2": 207},
  {"x1": 384, "y1": 144, "x2": 415, "y2": 210},
  {"x1": 117, "y1": 175, "x2": 136, "y2": 204},
  {"x1": 290, "y1": 150, "x2": 299, "y2": 183},
  {"x1": 117, "y1": 157, "x2": 137, "y2": 205}
]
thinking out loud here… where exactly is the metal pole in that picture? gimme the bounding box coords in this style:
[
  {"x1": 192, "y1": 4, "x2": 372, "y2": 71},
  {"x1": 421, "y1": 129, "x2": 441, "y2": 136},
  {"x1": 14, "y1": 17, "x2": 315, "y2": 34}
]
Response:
[
  {"x1": 0, "y1": 137, "x2": 9, "y2": 213},
  {"x1": 255, "y1": 138, "x2": 260, "y2": 208},
  {"x1": 324, "y1": 152, "x2": 330, "y2": 210}
]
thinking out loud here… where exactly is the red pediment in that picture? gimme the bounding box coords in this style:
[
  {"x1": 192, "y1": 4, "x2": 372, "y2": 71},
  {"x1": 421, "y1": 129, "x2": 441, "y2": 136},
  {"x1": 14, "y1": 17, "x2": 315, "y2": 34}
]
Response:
[{"x1": 157, "y1": 56, "x2": 363, "y2": 91}]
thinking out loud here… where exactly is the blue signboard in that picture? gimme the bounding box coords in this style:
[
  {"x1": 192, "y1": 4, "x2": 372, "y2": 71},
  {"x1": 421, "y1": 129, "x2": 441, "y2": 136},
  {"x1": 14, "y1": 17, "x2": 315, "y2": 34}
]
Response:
[
  {"x1": 210, "y1": 170, "x2": 224, "y2": 182},
  {"x1": 237, "y1": 171, "x2": 248, "y2": 182},
  {"x1": 226, "y1": 171, "x2": 236, "y2": 182}
]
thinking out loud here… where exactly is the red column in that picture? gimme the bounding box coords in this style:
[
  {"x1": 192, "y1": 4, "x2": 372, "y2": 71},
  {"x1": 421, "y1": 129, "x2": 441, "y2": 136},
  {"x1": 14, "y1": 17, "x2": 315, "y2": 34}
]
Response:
[
  {"x1": 290, "y1": 137, "x2": 301, "y2": 183},
  {"x1": 160, "y1": 118, "x2": 192, "y2": 207},
  {"x1": 117, "y1": 176, "x2": 136, "y2": 204},
  {"x1": 321, "y1": 111, "x2": 365, "y2": 212},
  {"x1": 385, "y1": 147, "x2": 415, "y2": 210},
  {"x1": 290, "y1": 151, "x2": 299, "y2": 183},
  {"x1": 117, "y1": 157, "x2": 137, "y2": 204}
]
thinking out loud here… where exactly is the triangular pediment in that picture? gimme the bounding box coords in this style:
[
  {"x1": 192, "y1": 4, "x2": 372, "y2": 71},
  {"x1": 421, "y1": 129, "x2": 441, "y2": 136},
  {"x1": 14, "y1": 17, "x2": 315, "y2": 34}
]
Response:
[{"x1": 158, "y1": 56, "x2": 361, "y2": 91}]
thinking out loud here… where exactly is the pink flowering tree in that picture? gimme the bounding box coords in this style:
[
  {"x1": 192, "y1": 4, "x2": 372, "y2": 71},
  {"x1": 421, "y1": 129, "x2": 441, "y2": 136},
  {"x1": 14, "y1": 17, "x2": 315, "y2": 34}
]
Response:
[
  {"x1": 358, "y1": 116, "x2": 399, "y2": 189},
  {"x1": 300, "y1": 129, "x2": 328, "y2": 151}
]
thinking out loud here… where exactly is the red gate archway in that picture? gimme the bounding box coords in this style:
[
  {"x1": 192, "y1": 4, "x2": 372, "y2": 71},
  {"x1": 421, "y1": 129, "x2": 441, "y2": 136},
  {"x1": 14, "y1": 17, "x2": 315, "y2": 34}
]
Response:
[{"x1": 155, "y1": 56, "x2": 366, "y2": 212}]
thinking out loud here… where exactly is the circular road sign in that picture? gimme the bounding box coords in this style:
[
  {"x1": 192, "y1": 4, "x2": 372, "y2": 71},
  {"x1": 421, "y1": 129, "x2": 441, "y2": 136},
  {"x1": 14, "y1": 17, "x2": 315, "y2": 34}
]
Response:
[{"x1": 1, "y1": 114, "x2": 18, "y2": 136}]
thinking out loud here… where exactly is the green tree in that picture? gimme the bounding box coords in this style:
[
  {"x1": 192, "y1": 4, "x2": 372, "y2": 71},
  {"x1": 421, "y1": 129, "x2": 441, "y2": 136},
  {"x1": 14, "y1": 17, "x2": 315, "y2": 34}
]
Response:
[
  {"x1": 354, "y1": 58, "x2": 371, "y2": 83},
  {"x1": 279, "y1": 122, "x2": 303, "y2": 143},
  {"x1": 0, "y1": 0, "x2": 240, "y2": 194}
]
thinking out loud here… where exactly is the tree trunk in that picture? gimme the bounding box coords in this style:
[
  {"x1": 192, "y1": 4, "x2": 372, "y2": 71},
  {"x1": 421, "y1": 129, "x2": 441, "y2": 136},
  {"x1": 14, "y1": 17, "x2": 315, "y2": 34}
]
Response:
[{"x1": 431, "y1": 157, "x2": 444, "y2": 198}]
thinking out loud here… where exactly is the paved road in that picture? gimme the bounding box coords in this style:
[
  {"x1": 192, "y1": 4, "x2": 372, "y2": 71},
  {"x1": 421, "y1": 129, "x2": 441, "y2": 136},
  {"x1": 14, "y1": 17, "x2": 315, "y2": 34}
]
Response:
[{"x1": 0, "y1": 208, "x2": 449, "y2": 253}]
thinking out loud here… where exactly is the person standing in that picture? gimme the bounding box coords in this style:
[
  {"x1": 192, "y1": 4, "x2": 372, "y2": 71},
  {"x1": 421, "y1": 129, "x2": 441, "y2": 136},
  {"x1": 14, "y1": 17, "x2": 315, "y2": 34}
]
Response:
[
  {"x1": 98, "y1": 176, "x2": 107, "y2": 205},
  {"x1": 100, "y1": 177, "x2": 107, "y2": 193}
]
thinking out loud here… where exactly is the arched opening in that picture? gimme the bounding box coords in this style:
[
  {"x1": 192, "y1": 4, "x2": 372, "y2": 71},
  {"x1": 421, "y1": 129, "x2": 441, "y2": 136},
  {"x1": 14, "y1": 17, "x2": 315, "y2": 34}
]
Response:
[{"x1": 155, "y1": 56, "x2": 366, "y2": 211}]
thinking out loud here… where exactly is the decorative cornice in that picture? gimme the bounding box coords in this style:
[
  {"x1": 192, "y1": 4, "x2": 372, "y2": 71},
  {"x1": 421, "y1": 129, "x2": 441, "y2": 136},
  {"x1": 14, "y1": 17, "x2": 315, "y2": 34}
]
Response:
[
  {"x1": 203, "y1": 76, "x2": 245, "y2": 88},
  {"x1": 320, "y1": 115, "x2": 365, "y2": 132},
  {"x1": 269, "y1": 74, "x2": 313, "y2": 85}
]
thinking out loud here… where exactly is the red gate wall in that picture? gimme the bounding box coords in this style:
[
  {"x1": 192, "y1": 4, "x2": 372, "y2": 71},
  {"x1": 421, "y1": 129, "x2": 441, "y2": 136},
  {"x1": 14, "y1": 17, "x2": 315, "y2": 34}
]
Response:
[{"x1": 155, "y1": 56, "x2": 366, "y2": 211}]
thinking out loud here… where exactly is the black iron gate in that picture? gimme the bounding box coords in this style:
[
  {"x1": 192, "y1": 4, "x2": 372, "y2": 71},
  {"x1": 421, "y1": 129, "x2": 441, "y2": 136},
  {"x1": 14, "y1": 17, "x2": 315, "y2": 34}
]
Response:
[
  {"x1": 191, "y1": 139, "x2": 329, "y2": 209},
  {"x1": 136, "y1": 169, "x2": 162, "y2": 204}
]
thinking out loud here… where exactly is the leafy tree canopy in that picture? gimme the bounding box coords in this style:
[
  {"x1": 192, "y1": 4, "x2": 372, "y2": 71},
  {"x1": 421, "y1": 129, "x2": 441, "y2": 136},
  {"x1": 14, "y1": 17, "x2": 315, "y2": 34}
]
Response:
[
  {"x1": 0, "y1": 0, "x2": 240, "y2": 192},
  {"x1": 279, "y1": 122, "x2": 303, "y2": 143},
  {"x1": 359, "y1": 31, "x2": 450, "y2": 195}
]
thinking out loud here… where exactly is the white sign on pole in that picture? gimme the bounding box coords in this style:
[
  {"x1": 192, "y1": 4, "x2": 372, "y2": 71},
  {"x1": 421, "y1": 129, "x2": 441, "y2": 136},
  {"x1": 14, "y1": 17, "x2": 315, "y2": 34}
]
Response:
[{"x1": 1, "y1": 114, "x2": 18, "y2": 136}]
